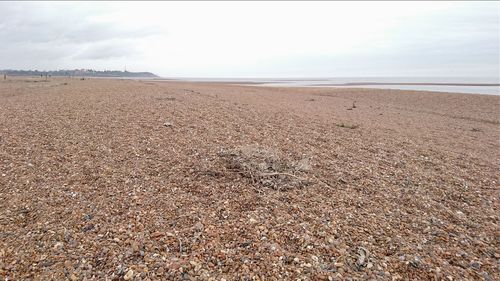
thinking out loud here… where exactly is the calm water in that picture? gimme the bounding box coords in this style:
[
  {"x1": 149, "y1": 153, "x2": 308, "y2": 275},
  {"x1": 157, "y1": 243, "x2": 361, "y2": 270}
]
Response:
[{"x1": 171, "y1": 77, "x2": 500, "y2": 95}]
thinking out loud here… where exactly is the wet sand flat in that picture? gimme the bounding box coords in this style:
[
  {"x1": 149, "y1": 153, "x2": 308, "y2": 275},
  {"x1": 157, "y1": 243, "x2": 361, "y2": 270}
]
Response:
[
  {"x1": 0, "y1": 77, "x2": 498, "y2": 280},
  {"x1": 317, "y1": 82, "x2": 500, "y2": 87}
]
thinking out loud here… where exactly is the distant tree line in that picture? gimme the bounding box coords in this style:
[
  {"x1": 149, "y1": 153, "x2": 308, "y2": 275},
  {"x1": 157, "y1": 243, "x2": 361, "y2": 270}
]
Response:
[{"x1": 0, "y1": 69, "x2": 158, "y2": 78}]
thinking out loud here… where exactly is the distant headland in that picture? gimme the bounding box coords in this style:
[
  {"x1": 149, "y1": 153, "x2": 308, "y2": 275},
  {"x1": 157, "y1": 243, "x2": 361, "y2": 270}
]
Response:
[{"x1": 0, "y1": 69, "x2": 158, "y2": 78}]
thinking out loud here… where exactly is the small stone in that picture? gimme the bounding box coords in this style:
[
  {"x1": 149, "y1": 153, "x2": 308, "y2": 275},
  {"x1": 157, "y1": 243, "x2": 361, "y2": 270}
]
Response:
[
  {"x1": 456, "y1": 211, "x2": 466, "y2": 219},
  {"x1": 131, "y1": 241, "x2": 140, "y2": 252},
  {"x1": 53, "y1": 242, "x2": 64, "y2": 250},
  {"x1": 194, "y1": 222, "x2": 204, "y2": 231},
  {"x1": 367, "y1": 262, "x2": 373, "y2": 269},
  {"x1": 470, "y1": 262, "x2": 481, "y2": 270},
  {"x1": 151, "y1": 231, "x2": 165, "y2": 238},
  {"x1": 70, "y1": 273, "x2": 78, "y2": 281},
  {"x1": 64, "y1": 260, "x2": 72, "y2": 269},
  {"x1": 124, "y1": 269, "x2": 134, "y2": 280},
  {"x1": 163, "y1": 122, "x2": 172, "y2": 127},
  {"x1": 82, "y1": 224, "x2": 94, "y2": 232}
]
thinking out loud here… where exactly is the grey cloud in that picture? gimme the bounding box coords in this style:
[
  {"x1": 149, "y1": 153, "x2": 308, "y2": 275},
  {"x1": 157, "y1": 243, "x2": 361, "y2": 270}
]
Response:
[
  {"x1": 0, "y1": 42, "x2": 76, "y2": 70},
  {"x1": 0, "y1": 3, "x2": 161, "y2": 45},
  {"x1": 74, "y1": 43, "x2": 136, "y2": 60},
  {"x1": 0, "y1": 2, "x2": 164, "y2": 69},
  {"x1": 62, "y1": 23, "x2": 159, "y2": 44}
]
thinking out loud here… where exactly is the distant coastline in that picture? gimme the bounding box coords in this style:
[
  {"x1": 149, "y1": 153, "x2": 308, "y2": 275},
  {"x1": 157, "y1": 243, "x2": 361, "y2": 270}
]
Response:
[{"x1": 0, "y1": 69, "x2": 158, "y2": 78}]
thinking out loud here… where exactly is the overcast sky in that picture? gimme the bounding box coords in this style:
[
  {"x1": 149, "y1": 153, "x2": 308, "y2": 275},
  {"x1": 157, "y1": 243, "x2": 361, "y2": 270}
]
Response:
[{"x1": 0, "y1": 1, "x2": 498, "y2": 78}]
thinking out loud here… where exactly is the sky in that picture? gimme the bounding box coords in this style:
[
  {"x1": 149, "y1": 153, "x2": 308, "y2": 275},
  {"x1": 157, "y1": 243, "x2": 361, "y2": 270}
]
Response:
[{"x1": 0, "y1": 1, "x2": 498, "y2": 78}]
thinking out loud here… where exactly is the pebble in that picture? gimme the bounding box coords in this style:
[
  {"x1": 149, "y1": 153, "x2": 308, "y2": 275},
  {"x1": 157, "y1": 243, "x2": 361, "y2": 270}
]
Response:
[
  {"x1": 1, "y1": 78, "x2": 497, "y2": 281},
  {"x1": 194, "y1": 222, "x2": 204, "y2": 231},
  {"x1": 124, "y1": 269, "x2": 134, "y2": 280},
  {"x1": 53, "y1": 242, "x2": 64, "y2": 250},
  {"x1": 151, "y1": 232, "x2": 165, "y2": 238},
  {"x1": 131, "y1": 241, "x2": 140, "y2": 252},
  {"x1": 470, "y1": 262, "x2": 481, "y2": 270}
]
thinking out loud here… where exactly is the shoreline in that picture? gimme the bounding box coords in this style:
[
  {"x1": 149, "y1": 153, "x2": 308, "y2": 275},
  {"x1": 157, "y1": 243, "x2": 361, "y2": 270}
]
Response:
[
  {"x1": 148, "y1": 77, "x2": 500, "y2": 95},
  {"x1": 317, "y1": 82, "x2": 500, "y2": 87},
  {"x1": 147, "y1": 79, "x2": 500, "y2": 96},
  {"x1": 2, "y1": 75, "x2": 499, "y2": 95}
]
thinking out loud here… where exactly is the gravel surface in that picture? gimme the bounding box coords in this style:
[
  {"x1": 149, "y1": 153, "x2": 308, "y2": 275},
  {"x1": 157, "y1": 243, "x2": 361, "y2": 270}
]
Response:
[{"x1": 0, "y1": 77, "x2": 498, "y2": 280}]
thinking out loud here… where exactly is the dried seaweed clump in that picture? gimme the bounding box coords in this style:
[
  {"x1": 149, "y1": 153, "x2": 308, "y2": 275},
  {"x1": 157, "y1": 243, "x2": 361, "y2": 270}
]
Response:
[{"x1": 219, "y1": 145, "x2": 311, "y2": 190}]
